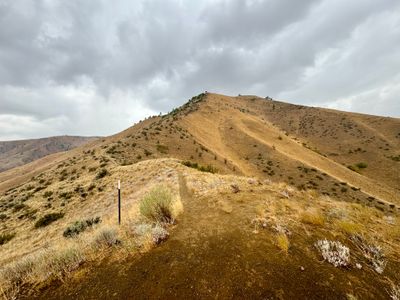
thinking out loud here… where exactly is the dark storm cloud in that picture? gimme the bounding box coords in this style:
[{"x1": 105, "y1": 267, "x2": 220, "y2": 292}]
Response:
[{"x1": 0, "y1": 0, "x2": 399, "y2": 140}]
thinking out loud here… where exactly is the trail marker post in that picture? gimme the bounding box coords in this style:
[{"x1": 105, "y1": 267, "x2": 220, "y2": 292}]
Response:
[{"x1": 118, "y1": 180, "x2": 121, "y2": 225}]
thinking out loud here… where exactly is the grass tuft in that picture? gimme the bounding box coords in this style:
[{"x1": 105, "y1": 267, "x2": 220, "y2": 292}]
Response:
[
  {"x1": 276, "y1": 233, "x2": 289, "y2": 254},
  {"x1": 300, "y1": 210, "x2": 325, "y2": 226}
]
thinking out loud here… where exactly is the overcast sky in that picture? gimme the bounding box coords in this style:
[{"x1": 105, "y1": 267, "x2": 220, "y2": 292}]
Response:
[{"x1": 0, "y1": 0, "x2": 399, "y2": 141}]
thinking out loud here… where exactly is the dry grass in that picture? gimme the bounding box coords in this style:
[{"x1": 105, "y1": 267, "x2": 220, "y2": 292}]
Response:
[
  {"x1": 336, "y1": 220, "x2": 363, "y2": 235},
  {"x1": 388, "y1": 282, "x2": 400, "y2": 300},
  {"x1": 300, "y1": 210, "x2": 325, "y2": 226},
  {"x1": 276, "y1": 233, "x2": 290, "y2": 254},
  {"x1": 0, "y1": 245, "x2": 85, "y2": 299}
]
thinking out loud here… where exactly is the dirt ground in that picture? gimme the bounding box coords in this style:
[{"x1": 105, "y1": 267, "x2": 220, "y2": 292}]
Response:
[{"x1": 28, "y1": 175, "x2": 396, "y2": 300}]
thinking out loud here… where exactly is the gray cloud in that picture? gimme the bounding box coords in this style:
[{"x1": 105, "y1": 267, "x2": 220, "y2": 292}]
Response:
[{"x1": 0, "y1": 0, "x2": 399, "y2": 140}]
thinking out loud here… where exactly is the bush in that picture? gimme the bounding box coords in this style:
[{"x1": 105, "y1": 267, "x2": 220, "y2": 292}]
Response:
[
  {"x1": 315, "y1": 239, "x2": 350, "y2": 267},
  {"x1": 156, "y1": 144, "x2": 169, "y2": 154},
  {"x1": 34, "y1": 212, "x2": 64, "y2": 228},
  {"x1": 132, "y1": 223, "x2": 169, "y2": 246},
  {"x1": 181, "y1": 161, "x2": 217, "y2": 173},
  {"x1": 0, "y1": 232, "x2": 15, "y2": 245},
  {"x1": 63, "y1": 217, "x2": 101, "y2": 238},
  {"x1": 93, "y1": 227, "x2": 120, "y2": 247},
  {"x1": 355, "y1": 162, "x2": 368, "y2": 169},
  {"x1": 140, "y1": 185, "x2": 174, "y2": 223},
  {"x1": 95, "y1": 168, "x2": 108, "y2": 179},
  {"x1": 350, "y1": 235, "x2": 386, "y2": 274}
]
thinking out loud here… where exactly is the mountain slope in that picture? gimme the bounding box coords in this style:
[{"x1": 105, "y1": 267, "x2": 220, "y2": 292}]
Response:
[
  {"x1": 1, "y1": 93, "x2": 400, "y2": 299},
  {"x1": 0, "y1": 136, "x2": 98, "y2": 173}
]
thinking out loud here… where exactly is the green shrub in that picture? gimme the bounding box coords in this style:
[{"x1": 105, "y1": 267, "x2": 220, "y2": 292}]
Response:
[
  {"x1": 0, "y1": 232, "x2": 15, "y2": 245},
  {"x1": 156, "y1": 144, "x2": 169, "y2": 154},
  {"x1": 181, "y1": 161, "x2": 217, "y2": 173},
  {"x1": 355, "y1": 162, "x2": 368, "y2": 169},
  {"x1": 140, "y1": 185, "x2": 173, "y2": 223},
  {"x1": 63, "y1": 217, "x2": 101, "y2": 238},
  {"x1": 43, "y1": 191, "x2": 53, "y2": 198},
  {"x1": 95, "y1": 168, "x2": 108, "y2": 179},
  {"x1": 34, "y1": 213, "x2": 64, "y2": 228}
]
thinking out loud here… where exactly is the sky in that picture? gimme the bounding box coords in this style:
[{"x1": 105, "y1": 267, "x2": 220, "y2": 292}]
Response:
[{"x1": 0, "y1": 0, "x2": 399, "y2": 141}]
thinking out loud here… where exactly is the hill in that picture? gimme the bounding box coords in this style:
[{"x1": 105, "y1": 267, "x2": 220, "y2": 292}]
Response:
[
  {"x1": 0, "y1": 136, "x2": 98, "y2": 173},
  {"x1": 0, "y1": 93, "x2": 399, "y2": 299}
]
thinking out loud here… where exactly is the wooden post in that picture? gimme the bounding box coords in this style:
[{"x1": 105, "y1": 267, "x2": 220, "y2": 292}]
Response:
[{"x1": 118, "y1": 180, "x2": 121, "y2": 225}]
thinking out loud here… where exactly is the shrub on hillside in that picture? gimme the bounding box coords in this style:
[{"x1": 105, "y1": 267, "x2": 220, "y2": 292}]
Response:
[
  {"x1": 92, "y1": 227, "x2": 120, "y2": 248},
  {"x1": 315, "y1": 239, "x2": 350, "y2": 267},
  {"x1": 355, "y1": 162, "x2": 368, "y2": 169},
  {"x1": 0, "y1": 232, "x2": 15, "y2": 245},
  {"x1": 63, "y1": 217, "x2": 101, "y2": 238},
  {"x1": 95, "y1": 168, "x2": 108, "y2": 179},
  {"x1": 140, "y1": 185, "x2": 173, "y2": 223},
  {"x1": 34, "y1": 212, "x2": 64, "y2": 228},
  {"x1": 181, "y1": 161, "x2": 217, "y2": 173}
]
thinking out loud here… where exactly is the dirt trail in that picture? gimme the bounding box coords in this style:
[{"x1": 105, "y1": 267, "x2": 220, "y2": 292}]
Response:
[{"x1": 32, "y1": 174, "x2": 388, "y2": 300}]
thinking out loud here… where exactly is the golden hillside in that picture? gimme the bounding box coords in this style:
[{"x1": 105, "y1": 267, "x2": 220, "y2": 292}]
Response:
[{"x1": 0, "y1": 93, "x2": 399, "y2": 299}]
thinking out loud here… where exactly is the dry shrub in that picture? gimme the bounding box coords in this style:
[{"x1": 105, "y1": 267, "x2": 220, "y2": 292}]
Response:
[
  {"x1": 350, "y1": 235, "x2": 386, "y2": 274},
  {"x1": 131, "y1": 223, "x2": 169, "y2": 251},
  {"x1": 315, "y1": 239, "x2": 350, "y2": 267},
  {"x1": 92, "y1": 227, "x2": 120, "y2": 248}
]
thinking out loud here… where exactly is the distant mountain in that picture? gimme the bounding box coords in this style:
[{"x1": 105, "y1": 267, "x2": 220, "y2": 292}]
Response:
[{"x1": 0, "y1": 136, "x2": 98, "y2": 172}]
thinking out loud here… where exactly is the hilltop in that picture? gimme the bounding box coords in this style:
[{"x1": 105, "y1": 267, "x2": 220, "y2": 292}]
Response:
[
  {"x1": 0, "y1": 93, "x2": 399, "y2": 299},
  {"x1": 0, "y1": 136, "x2": 98, "y2": 173}
]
